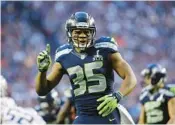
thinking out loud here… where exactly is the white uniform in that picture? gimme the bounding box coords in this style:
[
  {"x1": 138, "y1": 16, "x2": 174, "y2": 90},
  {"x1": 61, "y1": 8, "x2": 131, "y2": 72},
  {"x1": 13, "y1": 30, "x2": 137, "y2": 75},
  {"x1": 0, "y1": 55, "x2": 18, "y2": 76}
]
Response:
[
  {"x1": 118, "y1": 104, "x2": 135, "y2": 125},
  {"x1": 0, "y1": 97, "x2": 17, "y2": 107},
  {"x1": 0, "y1": 97, "x2": 17, "y2": 123},
  {"x1": 1, "y1": 106, "x2": 46, "y2": 124},
  {"x1": 0, "y1": 98, "x2": 46, "y2": 124}
]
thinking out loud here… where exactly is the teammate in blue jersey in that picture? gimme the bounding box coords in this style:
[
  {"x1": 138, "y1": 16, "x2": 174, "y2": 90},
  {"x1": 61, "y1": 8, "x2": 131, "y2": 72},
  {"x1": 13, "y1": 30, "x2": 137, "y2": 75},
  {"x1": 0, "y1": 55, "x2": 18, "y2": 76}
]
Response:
[
  {"x1": 138, "y1": 64, "x2": 175, "y2": 124},
  {"x1": 35, "y1": 11, "x2": 137, "y2": 124}
]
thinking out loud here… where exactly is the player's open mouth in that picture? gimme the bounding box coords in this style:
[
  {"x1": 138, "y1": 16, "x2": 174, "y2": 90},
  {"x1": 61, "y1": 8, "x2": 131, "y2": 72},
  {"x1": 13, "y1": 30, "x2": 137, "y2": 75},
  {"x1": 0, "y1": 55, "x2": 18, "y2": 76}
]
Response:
[{"x1": 78, "y1": 39, "x2": 87, "y2": 43}]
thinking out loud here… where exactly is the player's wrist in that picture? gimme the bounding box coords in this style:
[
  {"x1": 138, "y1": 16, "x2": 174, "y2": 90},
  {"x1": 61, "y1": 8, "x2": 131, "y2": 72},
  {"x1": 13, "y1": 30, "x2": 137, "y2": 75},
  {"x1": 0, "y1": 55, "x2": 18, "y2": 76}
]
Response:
[
  {"x1": 38, "y1": 67, "x2": 48, "y2": 72},
  {"x1": 112, "y1": 91, "x2": 124, "y2": 103}
]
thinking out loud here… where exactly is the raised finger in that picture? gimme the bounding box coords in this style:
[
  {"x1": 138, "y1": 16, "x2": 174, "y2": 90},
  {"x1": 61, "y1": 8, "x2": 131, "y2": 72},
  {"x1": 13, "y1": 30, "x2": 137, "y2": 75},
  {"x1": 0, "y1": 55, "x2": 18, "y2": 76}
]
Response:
[{"x1": 46, "y1": 44, "x2": 50, "y2": 54}]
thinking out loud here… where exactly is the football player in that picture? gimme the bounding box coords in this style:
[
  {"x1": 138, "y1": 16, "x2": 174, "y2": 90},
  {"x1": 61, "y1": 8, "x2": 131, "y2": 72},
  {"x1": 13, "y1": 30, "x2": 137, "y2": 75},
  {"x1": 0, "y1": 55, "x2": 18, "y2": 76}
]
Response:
[
  {"x1": 2, "y1": 106, "x2": 46, "y2": 124},
  {"x1": 35, "y1": 89, "x2": 62, "y2": 124},
  {"x1": 140, "y1": 64, "x2": 155, "y2": 87},
  {"x1": 138, "y1": 64, "x2": 175, "y2": 124},
  {"x1": 35, "y1": 11, "x2": 137, "y2": 124},
  {"x1": 0, "y1": 75, "x2": 16, "y2": 107},
  {"x1": 0, "y1": 75, "x2": 46, "y2": 124},
  {"x1": 0, "y1": 75, "x2": 17, "y2": 123}
]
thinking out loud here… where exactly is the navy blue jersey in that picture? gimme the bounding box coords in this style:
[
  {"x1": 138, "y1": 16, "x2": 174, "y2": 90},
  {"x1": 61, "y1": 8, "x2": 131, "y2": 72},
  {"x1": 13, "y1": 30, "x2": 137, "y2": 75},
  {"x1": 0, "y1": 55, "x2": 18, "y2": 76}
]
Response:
[
  {"x1": 139, "y1": 84, "x2": 175, "y2": 124},
  {"x1": 55, "y1": 37, "x2": 119, "y2": 115}
]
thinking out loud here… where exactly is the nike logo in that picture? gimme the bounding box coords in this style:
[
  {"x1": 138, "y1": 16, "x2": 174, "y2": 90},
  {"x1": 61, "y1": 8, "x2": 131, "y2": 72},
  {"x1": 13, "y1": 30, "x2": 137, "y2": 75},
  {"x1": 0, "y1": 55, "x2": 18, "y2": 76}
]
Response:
[{"x1": 109, "y1": 118, "x2": 116, "y2": 122}]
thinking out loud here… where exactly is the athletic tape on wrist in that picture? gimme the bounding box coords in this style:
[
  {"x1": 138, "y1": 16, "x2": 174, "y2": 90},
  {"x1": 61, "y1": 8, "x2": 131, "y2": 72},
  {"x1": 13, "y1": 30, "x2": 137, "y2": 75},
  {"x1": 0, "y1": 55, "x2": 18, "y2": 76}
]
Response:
[{"x1": 113, "y1": 91, "x2": 124, "y2": 103}]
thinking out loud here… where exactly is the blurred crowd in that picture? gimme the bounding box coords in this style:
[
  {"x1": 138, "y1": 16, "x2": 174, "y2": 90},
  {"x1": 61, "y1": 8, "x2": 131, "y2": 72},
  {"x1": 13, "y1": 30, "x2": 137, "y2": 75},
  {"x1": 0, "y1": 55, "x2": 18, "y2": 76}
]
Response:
[{"x1": 1, "y1": 1, "x2": 175, "y2": 122}]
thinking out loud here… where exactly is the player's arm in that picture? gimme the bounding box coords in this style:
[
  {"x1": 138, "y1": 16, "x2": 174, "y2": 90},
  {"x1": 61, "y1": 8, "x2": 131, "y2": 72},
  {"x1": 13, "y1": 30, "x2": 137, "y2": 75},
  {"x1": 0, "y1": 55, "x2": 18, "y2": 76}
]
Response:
[
  {"x1": 35, "y1": 62, "x2": 63, "y2": 96},
  {"x1": 96, "y1": 38, "x2": 137, "y2": 117},
  {"x1": 35, "y1": 44, "x2": 64, "y2": 96},
  {"x1": 97, "y1": 52, "x2": 137, "y2": 117},
  {"x1": 110, "y1": 52, "x2": 137, "y2": 96},
  {"x1": 167, "y1": 97, "x2": 175, "y2": 124},
  {"x1": 55, "y1": 98, "x2": 72, "y2": 124},
  {"x1": 138, "y1": 105, "x2": 145, "y2": 124}
]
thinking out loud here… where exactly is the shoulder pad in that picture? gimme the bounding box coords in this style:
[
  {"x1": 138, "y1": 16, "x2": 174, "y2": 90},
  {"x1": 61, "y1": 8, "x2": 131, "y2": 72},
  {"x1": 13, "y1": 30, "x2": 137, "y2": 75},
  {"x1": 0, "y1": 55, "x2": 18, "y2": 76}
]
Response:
[
  {"x1": 0, "y1": 97, "x2": 17, "y2": 107},
  {"x1": 166, "y1": 83, "x2": 175, "y2": 88},
  {"x1": 95, "y1": 36, "x2": 112, "y2": 43},
  {"x1": 139, "y1": 90, "x2": 148, "y2": 102},
  {"x1": 139, "y1": 85, "x2": 152, "y2": 101},
  {"x1": 55, "y1": 44, "x2": 72, "y2": 61},
  {"x1": 95, "y1": 36, "x2": 118, "y2": 51},
  {"x1": 159, "y1": 87, "x2": 175, "y2": 97},
  {"x1": 141, "y1": 85, "x2": 153, "y2": 93}
]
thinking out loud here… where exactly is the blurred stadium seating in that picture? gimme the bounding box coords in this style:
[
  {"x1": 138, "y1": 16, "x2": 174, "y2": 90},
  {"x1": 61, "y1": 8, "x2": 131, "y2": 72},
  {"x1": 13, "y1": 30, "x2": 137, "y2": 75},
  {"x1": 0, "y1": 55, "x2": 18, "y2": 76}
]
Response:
[{"x1": 1, "y1": 1, "x2": 175, "y2": 122}]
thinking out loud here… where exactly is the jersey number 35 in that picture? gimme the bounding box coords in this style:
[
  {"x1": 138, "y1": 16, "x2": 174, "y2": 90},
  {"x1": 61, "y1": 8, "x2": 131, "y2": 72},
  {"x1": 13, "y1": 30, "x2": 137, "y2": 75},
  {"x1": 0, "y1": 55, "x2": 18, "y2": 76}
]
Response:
[{"x1": 67, "y1": 61, "x2": 107, "y2": 96}]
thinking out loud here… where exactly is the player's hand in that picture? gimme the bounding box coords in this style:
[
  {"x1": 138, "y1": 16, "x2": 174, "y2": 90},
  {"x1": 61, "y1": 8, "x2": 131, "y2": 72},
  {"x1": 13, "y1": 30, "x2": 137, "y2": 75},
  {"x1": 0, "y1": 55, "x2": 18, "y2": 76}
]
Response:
[
  {"x1": 97, "y1": 94, "x2": 118, "y2": 117},
  {"x1": 37, "y1": 44, "x2": 52, "y2": 72}
]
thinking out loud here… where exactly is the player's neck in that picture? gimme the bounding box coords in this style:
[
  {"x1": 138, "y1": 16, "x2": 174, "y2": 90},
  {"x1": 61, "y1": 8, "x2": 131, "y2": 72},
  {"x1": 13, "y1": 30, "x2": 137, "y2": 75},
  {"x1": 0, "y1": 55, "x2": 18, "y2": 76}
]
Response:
[
  {"x1": 151, "y1": 83, "x2": 164, "y2": 93},
  {"x1": 75, "y1": 47, "x2": 86, "y2": 54},
  {"x1": 75, "y1": 48, "x2": 81, "y2": 53}
]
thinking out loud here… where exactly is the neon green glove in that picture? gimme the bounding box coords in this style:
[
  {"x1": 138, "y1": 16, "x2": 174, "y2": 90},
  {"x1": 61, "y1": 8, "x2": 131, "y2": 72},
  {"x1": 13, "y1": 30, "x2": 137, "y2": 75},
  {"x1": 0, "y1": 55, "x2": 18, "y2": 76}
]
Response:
[
  {"x1": 170, "y1": 87, "x2": 175, "y2": 95},
  {"x1": 97, "y1": 94, "x2": 118, "y2": 117},
  {"x1": 37, "y1": 44, "x2": 52, "y2": 72}
]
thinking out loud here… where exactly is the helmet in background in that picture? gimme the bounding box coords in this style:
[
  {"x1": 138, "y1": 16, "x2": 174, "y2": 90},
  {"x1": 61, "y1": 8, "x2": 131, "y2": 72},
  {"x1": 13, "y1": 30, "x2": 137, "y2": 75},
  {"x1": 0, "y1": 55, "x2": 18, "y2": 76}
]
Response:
[{"x1": 141, "y1": 64, "x2": 167, "y2": 86}]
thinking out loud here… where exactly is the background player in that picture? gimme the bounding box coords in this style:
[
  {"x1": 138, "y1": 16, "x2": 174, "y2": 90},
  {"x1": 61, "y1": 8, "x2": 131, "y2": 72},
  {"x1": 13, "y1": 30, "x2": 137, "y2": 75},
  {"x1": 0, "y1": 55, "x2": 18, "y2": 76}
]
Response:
[
  {"x1": 35, "y1": 11, "x2": 137, "y2": 124},
  {"x1": 1, "y1": 106, "x2": 46, "y2": 124},
  {"x1": 138, "y1": 64, "x2": 175, "y2": 124},
  {"x1": 35, "y1": 89, "x2": 62, "y2": 124},
  {"x1": 0, "y1": 75, "x2": 46, "y2": 124},
  {"x1": 0, "y1": 75, "x2": 16, "y2": 108}
]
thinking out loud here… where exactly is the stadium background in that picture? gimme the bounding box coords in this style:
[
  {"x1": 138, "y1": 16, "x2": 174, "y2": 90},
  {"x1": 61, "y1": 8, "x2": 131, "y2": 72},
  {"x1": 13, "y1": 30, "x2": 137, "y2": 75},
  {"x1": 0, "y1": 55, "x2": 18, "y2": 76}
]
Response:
[{"x1": 1, "y1": 1, "x2": 175, "y2": 123}]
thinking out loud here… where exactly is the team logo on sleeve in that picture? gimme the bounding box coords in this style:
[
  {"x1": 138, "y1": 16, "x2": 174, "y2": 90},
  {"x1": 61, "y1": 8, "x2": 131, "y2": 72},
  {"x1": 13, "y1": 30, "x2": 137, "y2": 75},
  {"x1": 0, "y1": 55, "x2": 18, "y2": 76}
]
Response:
[{"x1": 93, "y1": 50, "x2": 103, "y2": 61}]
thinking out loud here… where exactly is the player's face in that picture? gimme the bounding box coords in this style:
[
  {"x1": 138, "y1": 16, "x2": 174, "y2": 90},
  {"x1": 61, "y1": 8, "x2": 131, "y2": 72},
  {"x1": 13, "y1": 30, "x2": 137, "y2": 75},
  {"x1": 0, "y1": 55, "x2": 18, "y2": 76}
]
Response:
[{"x1": 72, "y1": 29, "x2": 92, "y2": 48}]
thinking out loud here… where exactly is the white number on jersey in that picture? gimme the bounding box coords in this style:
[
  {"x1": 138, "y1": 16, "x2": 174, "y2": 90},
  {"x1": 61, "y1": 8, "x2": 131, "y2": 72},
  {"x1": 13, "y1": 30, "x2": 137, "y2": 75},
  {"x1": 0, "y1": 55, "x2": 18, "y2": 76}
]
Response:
[
  {"x1": 67, "y1": 61, "x2": 107, "y2": 96},
  {"x1": 2, "y1": 107, "x2": 46, "y2": 124},
  {"x1": 144, "y1": 101, "x2": 163, "y2": 123}
]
